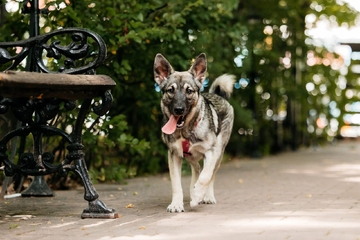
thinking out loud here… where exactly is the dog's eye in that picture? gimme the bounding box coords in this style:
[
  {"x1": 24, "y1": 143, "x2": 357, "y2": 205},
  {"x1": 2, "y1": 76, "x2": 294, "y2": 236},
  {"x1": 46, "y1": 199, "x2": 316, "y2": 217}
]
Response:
[
  {"x1": 167, "y1": 86, "x2": 175, "y2": 94},
  {"x1": 186, "y1": 88, "x2": 194, "y2": 95}
]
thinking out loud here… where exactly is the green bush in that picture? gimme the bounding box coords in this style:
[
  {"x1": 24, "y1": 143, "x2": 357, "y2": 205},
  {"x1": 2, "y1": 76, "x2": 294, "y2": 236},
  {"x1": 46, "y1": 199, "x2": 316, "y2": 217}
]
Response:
[{"x1": 0, "y1": 0, "x2": 359, "y2": 184}]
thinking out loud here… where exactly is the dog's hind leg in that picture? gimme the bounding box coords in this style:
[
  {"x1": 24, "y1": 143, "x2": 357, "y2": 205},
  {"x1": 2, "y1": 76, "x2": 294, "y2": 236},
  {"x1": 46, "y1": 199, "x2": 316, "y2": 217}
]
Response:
[
  {"x1": 167, "y1": 151, "x2": 185, "y2": 213},
  {"x1": 188, "y1": 160, "x2": 201, "y2": 201},
  {"x1": 202, "y1": 175, "x2": 216, "y2": 204},
  {"x1": 202, "y1": 154, "x2": 222, "y2": 204}
]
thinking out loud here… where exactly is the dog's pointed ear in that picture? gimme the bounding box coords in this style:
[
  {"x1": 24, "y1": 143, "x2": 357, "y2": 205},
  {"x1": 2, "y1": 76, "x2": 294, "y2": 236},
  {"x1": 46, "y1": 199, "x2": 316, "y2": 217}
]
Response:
[
  {"x1": 189, "y1": 53, "x2": 207, "y2": 84},
  {"x1": 154, "y1": 54, "x2": 174, "y2": 85}
]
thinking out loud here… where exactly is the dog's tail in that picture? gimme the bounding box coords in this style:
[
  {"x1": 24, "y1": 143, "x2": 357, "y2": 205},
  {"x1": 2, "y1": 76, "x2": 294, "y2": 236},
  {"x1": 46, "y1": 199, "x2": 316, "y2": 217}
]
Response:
[{"x1": 209, "y1": 74, "x2": 236, "y2": 100}]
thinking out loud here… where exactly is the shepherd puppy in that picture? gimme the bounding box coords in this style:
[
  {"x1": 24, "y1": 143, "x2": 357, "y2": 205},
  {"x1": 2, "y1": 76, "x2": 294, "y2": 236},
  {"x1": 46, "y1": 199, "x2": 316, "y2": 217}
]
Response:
[{"x1": 154, "y1": 53, "x2": 235, "y2": 212}]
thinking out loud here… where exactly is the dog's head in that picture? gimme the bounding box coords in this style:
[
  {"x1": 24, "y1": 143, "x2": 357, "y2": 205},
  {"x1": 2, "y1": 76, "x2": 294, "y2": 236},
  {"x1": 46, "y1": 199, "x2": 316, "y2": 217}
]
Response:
[{"x1": 154, "y1": 53, "x2": 207, "y2": 135}]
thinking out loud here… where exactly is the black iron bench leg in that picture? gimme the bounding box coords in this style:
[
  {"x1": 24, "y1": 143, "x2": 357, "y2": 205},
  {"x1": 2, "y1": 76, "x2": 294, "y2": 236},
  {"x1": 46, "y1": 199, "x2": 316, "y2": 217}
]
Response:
[
  {"x1": 72, "y1": 157, "x2": 116, "y2": 219},
  {"x1": 66, "y1": 99, "x2": 117, "y2": 219},
  {"x1": 21, "y1": 175, "x2": 54, "y2": 197}
]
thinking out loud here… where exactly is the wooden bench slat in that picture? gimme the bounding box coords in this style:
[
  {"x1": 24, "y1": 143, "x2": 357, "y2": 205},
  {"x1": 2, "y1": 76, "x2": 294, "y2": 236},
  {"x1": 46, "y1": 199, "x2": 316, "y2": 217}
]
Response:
[{"x1": 0, "y1": 71, "x2": 116, "y2": 100}]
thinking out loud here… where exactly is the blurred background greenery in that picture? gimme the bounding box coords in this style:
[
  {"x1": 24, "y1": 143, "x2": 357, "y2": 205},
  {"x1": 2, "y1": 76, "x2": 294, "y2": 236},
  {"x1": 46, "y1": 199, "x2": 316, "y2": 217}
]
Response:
[{"x1": 1, "y1": 0, "x2": 360, "y2": 185}]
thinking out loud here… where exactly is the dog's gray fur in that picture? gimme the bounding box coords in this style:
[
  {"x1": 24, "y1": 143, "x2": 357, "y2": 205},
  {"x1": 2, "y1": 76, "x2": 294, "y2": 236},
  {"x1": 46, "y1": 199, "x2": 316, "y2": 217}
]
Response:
[{"x1": 154, "y1": 53, "x2": 235, "y2": 212}]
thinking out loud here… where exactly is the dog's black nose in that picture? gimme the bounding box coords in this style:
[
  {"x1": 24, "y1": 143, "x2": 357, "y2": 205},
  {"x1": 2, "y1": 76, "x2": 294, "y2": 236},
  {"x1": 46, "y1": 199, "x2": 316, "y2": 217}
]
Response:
[{"x1": 174, "y1": 107, "x2": 184, "y2": 115}]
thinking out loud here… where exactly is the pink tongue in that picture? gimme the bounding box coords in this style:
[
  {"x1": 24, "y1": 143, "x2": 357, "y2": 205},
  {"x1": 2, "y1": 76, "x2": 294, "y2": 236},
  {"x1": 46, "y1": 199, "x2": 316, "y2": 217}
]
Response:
[{"x1": 162, "y1": 115, "x2": 179, "y2": 135}]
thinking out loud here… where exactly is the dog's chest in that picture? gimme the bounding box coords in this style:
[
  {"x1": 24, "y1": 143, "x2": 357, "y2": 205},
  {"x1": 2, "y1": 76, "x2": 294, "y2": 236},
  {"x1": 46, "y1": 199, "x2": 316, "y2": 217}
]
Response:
[
  {"x1": 179, "y1": 137, "x2": 215, "y2": 159},
  {"x1": 166, "y1": 114, "x2": 216, "y2": 158}
]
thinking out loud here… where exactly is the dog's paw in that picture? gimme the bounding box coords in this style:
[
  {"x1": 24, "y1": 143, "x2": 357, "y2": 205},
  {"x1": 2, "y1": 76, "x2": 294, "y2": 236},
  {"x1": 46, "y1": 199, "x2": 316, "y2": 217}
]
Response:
[
  {"x1": 167, "y1": 203, "x2": 185, "y2": 213},
  {"x1": 190, "y1": 199, "x2": 201, "y2": 208},
  {"x1": 201, "y1": 196, "x2": 217, "y2": 204},
  {"x1": 190, "y1": 192, "x2": 204, "y2": 207},
  {"x1": 190, "y1": 187, "x2": 206, "y2": 208}
]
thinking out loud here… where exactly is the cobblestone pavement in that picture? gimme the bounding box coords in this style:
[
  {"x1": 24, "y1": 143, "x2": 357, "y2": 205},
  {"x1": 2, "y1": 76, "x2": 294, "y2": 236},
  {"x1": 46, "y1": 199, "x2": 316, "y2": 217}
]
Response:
[{"x1": 2, "y1": 140, "x2": 360, "y2": 239}]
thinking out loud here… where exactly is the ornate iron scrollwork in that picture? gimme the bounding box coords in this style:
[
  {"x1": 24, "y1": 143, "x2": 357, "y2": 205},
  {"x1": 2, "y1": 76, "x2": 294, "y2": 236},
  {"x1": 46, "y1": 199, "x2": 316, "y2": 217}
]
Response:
[{"x1": 0, "y1": 27, "x2": 107, "y2": 74}]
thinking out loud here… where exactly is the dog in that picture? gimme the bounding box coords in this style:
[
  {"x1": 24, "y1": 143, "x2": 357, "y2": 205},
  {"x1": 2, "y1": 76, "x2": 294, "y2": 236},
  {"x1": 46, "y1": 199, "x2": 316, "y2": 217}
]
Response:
[{"x1": 153, "y1": 53, "x2": 235, "y2": 212}]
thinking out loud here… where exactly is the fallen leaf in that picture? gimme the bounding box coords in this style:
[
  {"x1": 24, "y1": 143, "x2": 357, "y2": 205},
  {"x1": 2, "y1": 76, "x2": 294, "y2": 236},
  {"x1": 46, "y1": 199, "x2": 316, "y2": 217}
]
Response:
[
  {"x1": 138, "y1": 226, "x2": 146, "y2": 230},
  {"x1": 9, "y1": 224, "x2": 18, "y2": 229},
  {"x1": 126, "y1": 203, "x2": 134, "y2": 208},
  {"x1": 133, "y1": 192, "x2": 138, "y2": 195}
]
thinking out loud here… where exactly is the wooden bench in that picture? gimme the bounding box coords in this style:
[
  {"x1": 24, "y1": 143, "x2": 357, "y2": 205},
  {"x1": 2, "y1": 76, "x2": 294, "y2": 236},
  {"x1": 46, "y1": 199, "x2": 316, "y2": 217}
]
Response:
[{"x1": 0, "y1": 27, "x2": 118, "y2": 219}]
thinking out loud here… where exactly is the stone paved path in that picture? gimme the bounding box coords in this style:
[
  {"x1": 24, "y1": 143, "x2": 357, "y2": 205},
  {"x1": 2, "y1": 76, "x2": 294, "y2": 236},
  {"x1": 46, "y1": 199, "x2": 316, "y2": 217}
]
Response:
[{"x1": 2, "y1": 140, "x2": 360, "y2": 239}]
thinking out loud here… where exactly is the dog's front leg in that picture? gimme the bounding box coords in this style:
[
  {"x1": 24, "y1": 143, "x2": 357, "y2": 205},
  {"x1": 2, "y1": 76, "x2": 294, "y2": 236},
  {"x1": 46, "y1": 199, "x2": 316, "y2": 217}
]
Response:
[
  {"x1": 167, "y1": 150, "x2": 184, "y2": 212},
  {"x1": 190, "y1": 151, "x2": 221, "y2": 208}
]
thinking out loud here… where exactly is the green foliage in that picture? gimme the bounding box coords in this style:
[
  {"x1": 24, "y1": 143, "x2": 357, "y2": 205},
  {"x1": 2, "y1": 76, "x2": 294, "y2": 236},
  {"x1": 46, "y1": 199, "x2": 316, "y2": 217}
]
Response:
[
  {"x1": 83, "y1": 114, "x2": 151, "y2": 182},
  {"x1": 1, "y1": 0, "x2": 359, "y2": 182}
]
